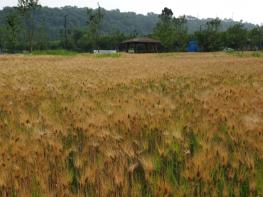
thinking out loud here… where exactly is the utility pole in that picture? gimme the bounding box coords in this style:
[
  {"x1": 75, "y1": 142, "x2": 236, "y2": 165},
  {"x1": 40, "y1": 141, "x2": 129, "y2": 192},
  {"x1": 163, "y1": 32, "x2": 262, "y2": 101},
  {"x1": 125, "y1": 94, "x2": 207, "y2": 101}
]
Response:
[
  {"x1": 64, "y1": 14, "x2": 68, "y2": 48},
  {"x1": 97, "y1": 3, "x2": 102, "y2": 52}
]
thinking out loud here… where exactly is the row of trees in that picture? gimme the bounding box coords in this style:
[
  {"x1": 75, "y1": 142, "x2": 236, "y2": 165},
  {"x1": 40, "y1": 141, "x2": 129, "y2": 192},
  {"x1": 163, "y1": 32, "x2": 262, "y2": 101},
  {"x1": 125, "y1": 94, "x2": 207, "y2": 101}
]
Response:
[
  {"x1": 1, "y1": 0, "x2": 41, "y2": 52},
  {"x1": 154, "y1": 8, "x2": 263, "y2": 51},
  {"x1": 0, "y1": 3, "x2": 263, "y2": 53},
  {"x1": 194, "y1": 21, "x2": 263, "y2": 51},
  {"x1": 1, "y1": 0, "x2": 110, "y2": 52}
]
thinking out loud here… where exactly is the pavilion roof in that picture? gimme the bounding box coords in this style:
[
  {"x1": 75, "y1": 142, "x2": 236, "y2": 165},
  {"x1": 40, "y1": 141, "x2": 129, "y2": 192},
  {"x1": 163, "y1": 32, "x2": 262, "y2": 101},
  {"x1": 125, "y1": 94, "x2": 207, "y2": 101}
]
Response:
[{"x1": 122, "y1": 37, "x2": 161, "y2": 44}]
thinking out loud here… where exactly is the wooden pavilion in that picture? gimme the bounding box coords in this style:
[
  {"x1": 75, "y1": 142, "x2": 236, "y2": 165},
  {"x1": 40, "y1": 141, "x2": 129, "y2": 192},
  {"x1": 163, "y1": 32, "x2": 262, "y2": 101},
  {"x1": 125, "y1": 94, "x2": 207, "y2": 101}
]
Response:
[{"x1": 120, "y1": 37, "x2": 162, "y2": 53}]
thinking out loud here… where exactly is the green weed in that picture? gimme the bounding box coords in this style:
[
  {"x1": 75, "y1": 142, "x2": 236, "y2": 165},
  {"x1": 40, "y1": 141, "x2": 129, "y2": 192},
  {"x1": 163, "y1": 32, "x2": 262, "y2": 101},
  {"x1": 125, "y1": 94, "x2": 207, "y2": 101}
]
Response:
[
  {"x1": 31, "y1": 49, "x2": 78, "y2": 56},
  {"x1": 95, "y1": 53, "x2": 121, "y2": 58}
]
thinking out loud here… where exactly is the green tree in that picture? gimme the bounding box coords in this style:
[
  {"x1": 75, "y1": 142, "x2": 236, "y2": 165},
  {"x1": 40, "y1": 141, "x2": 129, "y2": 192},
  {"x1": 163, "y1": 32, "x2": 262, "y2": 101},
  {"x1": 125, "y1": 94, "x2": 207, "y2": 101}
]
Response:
[
  {"x1": 87, "y1": 4, "x2": 104, "y2": 51},
  {"x1": 225, "y1": 23, "x2": 248, "y2": 50},
  {"x1": 36, "y1": 19, "x2": 49, "y2": 50},
  {"x1": 195, "y1": 18, "x2": 222, "y2": 51},
  {"x1": 71, "y1": 29, "x2": 85, "y2": 50},
  {"x1": 0, "y1": 27, "x2": 6, "y2": 52},
  {"x1": 206, "y1": 18, "x2": 221, "y2": 32},
  {"x1": 160, "y1": 7, "x2": 174, "y2": 22},
  {"x1": 248, "y1": 26, "x2": 263, "y2": 50},
  {"x1": 154, "y1": 8, "x2": 188, "y2": 51},
  {"x1": 17, "y1": 0, "x2": 41, "y2": 52},
  {"x1": 98, "y1": 31, "x2": 126, "y2": 50},
  {"x1": 154, "y1": 8, "x2": 177, "y2": 51},
  {"x1": 5, "y1": 10, "x2": 20, "y2": 52},
  {"x1": 173, "y1": 15, "x2": 188, "y2": 51}
]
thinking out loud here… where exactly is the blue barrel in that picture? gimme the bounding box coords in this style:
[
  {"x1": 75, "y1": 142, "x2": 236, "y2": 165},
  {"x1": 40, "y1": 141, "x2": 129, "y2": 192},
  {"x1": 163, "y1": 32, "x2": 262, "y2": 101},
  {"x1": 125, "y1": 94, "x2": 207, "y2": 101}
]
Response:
[{"x1": 188, "y1": 41, "x2": 198, "y2": 52}]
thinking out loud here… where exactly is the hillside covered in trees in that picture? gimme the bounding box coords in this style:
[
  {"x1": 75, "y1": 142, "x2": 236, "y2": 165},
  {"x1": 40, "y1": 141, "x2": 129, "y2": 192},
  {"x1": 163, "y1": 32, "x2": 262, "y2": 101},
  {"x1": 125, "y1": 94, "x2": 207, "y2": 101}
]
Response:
[
  {"x1": 0, "y1": 5, "x2": 262, "y2": 52},
  {"x1": 0, "y1": 6, "x2": 256, "y2": 40}
]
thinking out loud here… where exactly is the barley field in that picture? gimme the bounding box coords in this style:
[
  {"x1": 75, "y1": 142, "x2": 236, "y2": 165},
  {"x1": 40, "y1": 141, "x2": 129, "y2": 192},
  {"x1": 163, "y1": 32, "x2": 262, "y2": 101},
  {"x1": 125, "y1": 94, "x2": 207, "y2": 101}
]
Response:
[{"x1": 0, "y1": 53, "x2": 262, "y2": 196}]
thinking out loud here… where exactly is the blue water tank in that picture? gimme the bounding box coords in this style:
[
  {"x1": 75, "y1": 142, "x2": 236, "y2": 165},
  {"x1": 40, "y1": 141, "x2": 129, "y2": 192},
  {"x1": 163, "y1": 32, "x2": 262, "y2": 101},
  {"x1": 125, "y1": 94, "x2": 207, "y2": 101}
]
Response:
[{"x1": 188, "y1": 41, "x2": 198, "y2": 52}]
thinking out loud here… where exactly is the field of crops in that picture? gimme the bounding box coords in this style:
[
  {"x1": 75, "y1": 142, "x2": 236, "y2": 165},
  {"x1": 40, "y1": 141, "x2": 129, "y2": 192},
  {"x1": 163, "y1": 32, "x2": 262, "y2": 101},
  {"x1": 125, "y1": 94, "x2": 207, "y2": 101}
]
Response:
[{"x1": 0, "y1": 52, "x2": 262, "y2": 196}]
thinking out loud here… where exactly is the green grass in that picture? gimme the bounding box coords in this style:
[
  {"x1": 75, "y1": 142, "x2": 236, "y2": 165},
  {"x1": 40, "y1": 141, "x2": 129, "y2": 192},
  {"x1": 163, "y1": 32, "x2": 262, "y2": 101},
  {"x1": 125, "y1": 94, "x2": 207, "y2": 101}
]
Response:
[
  {"x1": 226, "y1": 51, "x2": 263, "y2": 57},
  {"x1": 31, "y1": 49, "x2": 79, "y2": 56},
  {"x1": 94, "y1": 53, "x2": 121, "y2": 58},
  {"x1": 256, "y1": 159, "x2": 263, "y2": 195}
]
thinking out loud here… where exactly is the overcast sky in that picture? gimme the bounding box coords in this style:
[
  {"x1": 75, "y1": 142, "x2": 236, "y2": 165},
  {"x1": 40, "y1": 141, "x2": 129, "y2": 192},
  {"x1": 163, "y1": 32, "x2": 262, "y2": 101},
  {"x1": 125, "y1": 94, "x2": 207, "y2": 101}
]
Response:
[{"x1": 1, "y1": 0, "x2": 262, "y2": 24}]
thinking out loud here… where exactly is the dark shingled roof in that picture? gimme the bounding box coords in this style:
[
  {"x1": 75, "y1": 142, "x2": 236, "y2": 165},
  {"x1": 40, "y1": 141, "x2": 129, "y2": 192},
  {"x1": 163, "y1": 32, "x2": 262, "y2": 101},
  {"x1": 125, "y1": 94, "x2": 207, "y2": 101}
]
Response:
[{"x1": 122, "y1": 37, "x2": 161, "y2": 44}]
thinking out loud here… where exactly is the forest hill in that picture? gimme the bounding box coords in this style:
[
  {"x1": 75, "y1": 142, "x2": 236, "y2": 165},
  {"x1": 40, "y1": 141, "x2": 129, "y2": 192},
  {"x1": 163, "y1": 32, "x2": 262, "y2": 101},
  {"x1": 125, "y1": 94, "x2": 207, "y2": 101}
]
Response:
[{"x1": 0, "y1": 5, "x2": 262, "y2": 53}]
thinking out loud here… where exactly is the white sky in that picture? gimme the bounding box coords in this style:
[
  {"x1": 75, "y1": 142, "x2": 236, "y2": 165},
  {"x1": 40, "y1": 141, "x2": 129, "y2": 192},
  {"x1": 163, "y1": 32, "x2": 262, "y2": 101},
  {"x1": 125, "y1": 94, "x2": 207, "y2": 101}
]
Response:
[{"x1": 1, "y1": 0, "x2": 262, "y2": 25}]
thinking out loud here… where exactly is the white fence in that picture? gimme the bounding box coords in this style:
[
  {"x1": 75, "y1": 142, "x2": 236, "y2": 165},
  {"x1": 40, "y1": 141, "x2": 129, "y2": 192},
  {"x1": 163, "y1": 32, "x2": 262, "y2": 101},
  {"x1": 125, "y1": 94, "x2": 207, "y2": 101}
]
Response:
[{"x1": 93, "y1": 50, "x2": 117, "y2": 54}]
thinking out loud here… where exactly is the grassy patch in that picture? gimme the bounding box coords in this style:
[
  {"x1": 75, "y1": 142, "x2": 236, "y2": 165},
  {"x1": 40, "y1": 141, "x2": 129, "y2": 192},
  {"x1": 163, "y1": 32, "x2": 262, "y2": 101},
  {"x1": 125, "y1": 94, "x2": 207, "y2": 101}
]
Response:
[
  {"x1": 95, "y1": 53, "x2": 121, "y2": 58},
  {"x1": 31, "y1": 49, "x2": 78, "y2": 56},
  {"x1": 256, "y1": 159, "x2": 263, "y2": 195},
  {"x1": 226, "y1": 51, "x2": 263, "y2": 57}
]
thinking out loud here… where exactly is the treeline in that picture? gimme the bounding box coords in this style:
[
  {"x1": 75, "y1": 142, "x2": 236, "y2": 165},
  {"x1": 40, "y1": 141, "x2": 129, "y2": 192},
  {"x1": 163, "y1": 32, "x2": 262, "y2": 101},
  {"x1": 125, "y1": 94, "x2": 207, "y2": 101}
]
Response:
[
  {"x1": 0, "y1": 6, "x2": 255, "y2": 39},
  {"x1": 0, "y1": 4, "x2": 139, "y2": 52},
  {"x1": 154, "y1": 8, "x2": 263, "y2": 51},
  {"x1": 0, "y1": 2, "x2": 262, "y2": 53}
]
